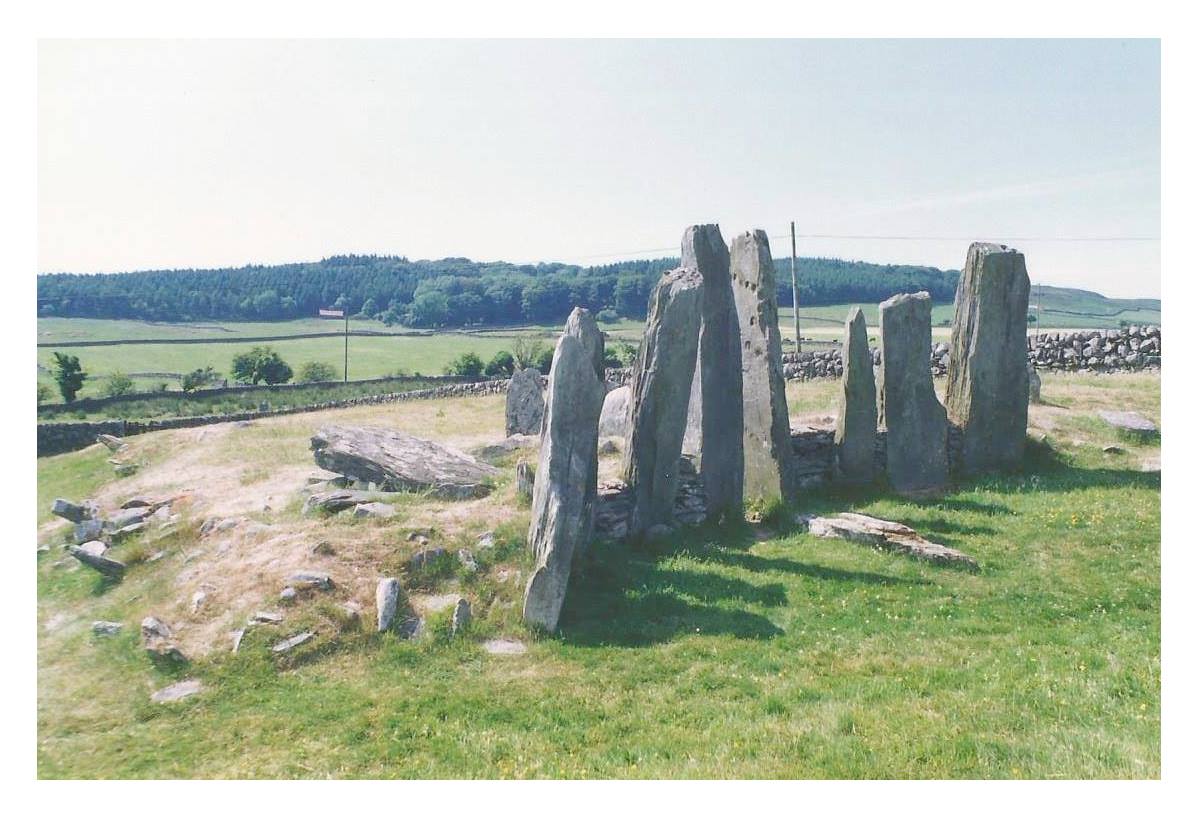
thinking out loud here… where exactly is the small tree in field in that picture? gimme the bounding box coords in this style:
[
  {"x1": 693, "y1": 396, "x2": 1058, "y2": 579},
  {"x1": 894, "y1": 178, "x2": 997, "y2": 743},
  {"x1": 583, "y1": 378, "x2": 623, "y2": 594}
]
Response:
[
  {"x1": 512, "y1": 337, "x2": 546, "y2": 371},
  {"x1": 444, "y1": 352, "x2": 485, "y2": 377},
  {"x1": 181, "y1": 366, "x2": 220, "y2": 392},
  {"x1": 484, "y1": 351, "x2": 516, "y2": 377},
  {"x1": 103, "y1": 371, "x2": 136, "y2": 397},
  {"x1": 51, "y1": 352, "x2": 87, "y2": 403},
  {"x1": 231, "y1": 346, "x2": 293, "y2": 385},
  {"x1": 37, "y1": 383, "x2": 52, "y2": 404},
  {"x1": 298, "y1": 361, "x2": 338, "y2": 383}
]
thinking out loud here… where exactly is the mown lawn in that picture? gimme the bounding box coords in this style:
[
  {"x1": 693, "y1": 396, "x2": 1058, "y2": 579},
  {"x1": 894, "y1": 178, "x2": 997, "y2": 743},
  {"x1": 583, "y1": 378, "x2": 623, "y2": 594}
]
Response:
[{"x1": 35, "y1": 373, "x2": 1160, "y2": 778}]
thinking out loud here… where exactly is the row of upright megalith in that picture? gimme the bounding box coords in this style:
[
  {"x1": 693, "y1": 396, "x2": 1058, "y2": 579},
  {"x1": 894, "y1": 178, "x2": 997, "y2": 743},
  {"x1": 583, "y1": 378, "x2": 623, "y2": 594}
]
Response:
[{"x1": 521, "y1": 230, "x2": 1031, "y2": 632}]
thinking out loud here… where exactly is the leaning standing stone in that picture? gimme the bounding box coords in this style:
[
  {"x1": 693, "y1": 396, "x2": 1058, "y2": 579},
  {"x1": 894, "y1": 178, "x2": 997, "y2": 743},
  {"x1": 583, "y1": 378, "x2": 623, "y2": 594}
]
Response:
[
  {"x1": 834, "y1": 307, "x2": 877, "y2": 484},
  {"x1": 683, "y1": 224, "x2": 745, "y2": 522},
  {"x1": 523, "y1": 308, "x2": 606, "y2": 632},
  {"x1": 622, "y1": 267, "x2": 704, "y2": 537},
  {"x1": 505, "y1": 367, "x2": 545, "y2": 437},
  {"x1": 945, "y1": 242, "x2": 1031, "y2": 473},
  {"x1": 731, "y1": 230, "x2": 797, "y2": 503},
  {"x1": 878, "y1": 291, "x2": 948, "y2": 496}
]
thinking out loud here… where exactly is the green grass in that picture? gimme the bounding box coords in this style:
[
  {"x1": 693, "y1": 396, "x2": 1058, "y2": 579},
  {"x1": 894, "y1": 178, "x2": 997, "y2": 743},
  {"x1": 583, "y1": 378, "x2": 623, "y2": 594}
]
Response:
[{"x1": 35, "y1": 372, "x2": 1159, "y2": 778}]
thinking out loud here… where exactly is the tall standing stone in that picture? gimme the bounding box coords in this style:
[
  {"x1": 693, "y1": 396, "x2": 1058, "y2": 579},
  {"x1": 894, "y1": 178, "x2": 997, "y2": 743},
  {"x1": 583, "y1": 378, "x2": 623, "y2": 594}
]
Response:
[
  {"x1": 945, "y1": 242, "x2": 1031, "y2": 473},
  {"x1": 523, "y1": 308, "x2": 606, "y2": 632},
  {"x1": 505, "y1": 367, "x2": 545, "y2": 437},
  {"x1": 682, "y1": 224, "x2": 744, "y2": 522},
  {"x1": 877, "y1": 291, "x2": 948, "y2": 496},
  {"x1": 730, "y1": 230, "x2": 797, "y2": 503},
  {"x1": 834, "y1": 307, "x2": 877, "y2": 485},
  {"x1": 622, "y1": 267, "x2": 703, "y2": 537}
]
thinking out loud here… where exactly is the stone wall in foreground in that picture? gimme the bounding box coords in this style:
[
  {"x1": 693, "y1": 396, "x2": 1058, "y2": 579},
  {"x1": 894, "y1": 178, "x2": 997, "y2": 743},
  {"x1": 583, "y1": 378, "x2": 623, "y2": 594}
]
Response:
[{"x1": 780, "y1": 326, "x2": 1161, "y2": 382}]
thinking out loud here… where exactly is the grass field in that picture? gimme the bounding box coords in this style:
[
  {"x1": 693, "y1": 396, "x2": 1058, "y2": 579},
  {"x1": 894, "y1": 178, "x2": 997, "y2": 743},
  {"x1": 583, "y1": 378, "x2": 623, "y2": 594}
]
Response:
[{"x1": 35, "y1": 372, "x2": 1160, "y2": 778}]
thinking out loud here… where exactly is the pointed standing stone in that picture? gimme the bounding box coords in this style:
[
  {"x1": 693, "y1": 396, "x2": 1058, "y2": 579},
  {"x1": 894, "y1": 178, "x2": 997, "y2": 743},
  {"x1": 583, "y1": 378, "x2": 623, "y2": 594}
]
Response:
[
  {"x1": 878, "y1": 292, "x2": 948, "y2": 496},
  {"x1": 622, "y1": 267, "x2": 704, "y2": 537},
  {"x1": 505, "y1": 367, "x2": 545, "y2": 437},
  {"x1": 682, "y1": 224, "x2": 745, "y2": 522},
  {"x1": 730, "y1": 230, "x2": 797, "y2": 503},
  {"x1": 945, "y1": 242, "x2": 1031, "y2": 473},
  {"x1": 834, "y1": 307, "x2": 877, "y2": 485},
  {"x1": 523, "y1": 308, "x2": 606, "y2": 632}
]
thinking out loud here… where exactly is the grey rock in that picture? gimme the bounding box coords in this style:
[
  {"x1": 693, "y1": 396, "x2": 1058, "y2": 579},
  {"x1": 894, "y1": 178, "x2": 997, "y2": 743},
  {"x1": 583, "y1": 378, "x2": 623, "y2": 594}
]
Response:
[
  {"x1": 684, "y1": 224, "x2": 745, "y2": 522},
  {"x1": 945, "y1": 243, "x2": 1031, "y2": 474},
  {"x1": 598, "y1": 385, "x2": 631, "y2": 438},
  {"x1": 51, "y1": 498, "x2": 95, "y2": 524},
  {"x1": 141, "y1": 616, "x2": 186, "y2": 663},
  {"x1": 279, "y1": 587, "x2": 298, "y2": 604},
  {"x1": 68, "y1": 544, "x2": 126, "y2": 577},
  {"x1": 1102, "y1": 445, "x2": 1125, "y2": 454},
  {"x1": 96, "y1": 433, "x2": 126, "y2": 451},
  {"x1": 73, "y1": 518, "x2": 103, "y2": 544},
  {"x1": 303, "y1": 489, "x2": 382, "y2": 515},
  {"x1": 468, "y1": 434, "x2": 537, "y2": 464},
  {"x1": 408, "y1": 547, "x2": 447, "y2": 570},
  {"x1": 104, "y1": 505, "x2": 151, "y2": 532},
  {"x1": 731, "y1": 230, "x2": 797, "y2": 502},
  {"x1": 834, "y1": 307, "x2": 877, "y2": 485},
  {"x1": 515, "y1": 461, "x2": 535, "y2": 501},
  {"x1": 457, "y1": 548, "x2": 478, "y2": 572},
  {"x1": 271, "y1": 631, "x2": 315, "y2": 654},
  {"x1": 352, "y1": 501, "x2": 396, "y2": 519},
  {"x1": 251, "y1": 610, "x2": 284, "y2": 624},
  {"x1": 77, "y1": 539, "x2": 108, "y2": 558},
  {"x1": 376, "y1": 577, "x2": 403, "y2": 632},
  {"x1": 285, "y1": 571, "x2": 333, "y2": 591},
  {"x1": 804, "y1": 512, "x2": 978, "y2": 569},
  {"x1": 190, "y1": 591, "x2": 208, "y2": 614},
  {"x1": 311, "y1": 425, "x2": 499, "y2": 500},
  {"x1": 109, "y1": 521, "x2": 146, "y2": 542},
  {"x1": 523, "y1": 308, "x2": 606, "y2": 632},
  {"x1": 396, "y1": 615, "x2": 424, "y2": 640},
  {"x1": 622, "y1": 267, "x2": 703, "y2": 537},
  {"x1": 451, "y1": 598, "x2": 472, "y2": 635},
  {"x1": 151, "y1": 679, "x2": 202, "y2": 703},
  {"x1": 91, "y1": 620, "x2": 123, "y2": 637},
  {"x1": 1028, "y1": 365, "x2": 1042, "y2": 404},
  {"x1": 1098, "y1": 410, "x2": 1159, "y2": 438},
  {"x1": 505, "y1": 367, "x2": 546, "y2": 437},
  {"x1": 476, "y1": 531, "x2": 496, "y2": 549},
  {"x1": 878, "y1": 292, "x2": 948, "y2": 496}
]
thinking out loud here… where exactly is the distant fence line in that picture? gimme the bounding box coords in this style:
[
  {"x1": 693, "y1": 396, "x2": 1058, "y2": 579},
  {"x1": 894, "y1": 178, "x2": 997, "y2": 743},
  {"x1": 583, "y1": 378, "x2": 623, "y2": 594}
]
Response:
[{"x1": 35, "y1": 328, "x2": 432, "y2": 348}]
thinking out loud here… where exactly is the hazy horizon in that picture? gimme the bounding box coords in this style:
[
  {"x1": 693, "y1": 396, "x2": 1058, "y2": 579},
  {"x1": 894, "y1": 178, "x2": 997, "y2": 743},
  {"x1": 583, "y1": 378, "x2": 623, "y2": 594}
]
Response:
[{"x1": 39, "y1": 39, "x2": 1161, "y2": 298}]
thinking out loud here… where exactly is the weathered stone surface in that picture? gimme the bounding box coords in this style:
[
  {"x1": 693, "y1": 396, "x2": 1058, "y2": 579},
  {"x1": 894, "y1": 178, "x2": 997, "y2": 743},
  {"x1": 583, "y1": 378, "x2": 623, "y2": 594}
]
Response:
[
  {"x1": 311, "y1": 425, "x2": 499, "y2": 499},
  {"x1": 515, "y1": 461, "x2": 535, "y2": 501},
  {"x1": 271, "y1": 631, "x2": 315, "y2": 654},
  {"x1": 451, "y1": 598, "x2": 472, "y2": 635},
  {"x1": 51, "y1": 498, "x2": 95, "y2": 524},
  {"x1": 73, "y1": 518, "x2": 103, "y2": 543},
  {"x1": 482, "y1": 638, "x2": 527, "y2": 655},
  {"x1": 683, "y1": 224, "x2": 745, "y2": 522},
  {"x1": 92, "y1": 620, "x2": 123, "y2": 637},
  {"x1": 303, "y1": 489, "x2": 378, "y2": 515},
  {"x1": 598, "y1": 385, "x2": 631, "y2": 438},
  {"x1": 803, "y1": 512, "x2": 978, "y2": 569},
  {"x1": 731, "y1": 230, "x2": 797, "y2": 502},
  {"x1": 1098, "y1": 410, "x2": 1159, "y2": 438},
  {"x1": 104, "y1": 505, "x2": 152, "y2": 532},
  {"x1": 834, "y1": 307, "x2": 877, "y2": 485},
  {"x1": 523, "y1": 308, "x2": 606, "y2": 632},
  {"x1": 151, "y1": 679, "x2": 203, "y2": 703},
  {"x1": 96, "y1": 433, "x2": 126, "y2": 451},
  {"x1": 505, "y1": 367, "x2": 546, "y2": 436},
  {"x1": 622, "y1": 267, "x2": 703, "y2": 537},
  {"x1": 945, "y1": 243, "x2": 1031, "y2": 473},
  {"x1": 141, "y1": 616, "x2": 186, "y2": 663},
  {"x1": 468, "y1": 434, "x2": 537, "y2": 464},
  {"x1": 77, "y1": 539, "x2": 108, "y2": 558},
  {"x1": 68, "y1": 544, "x2": 126, "y2": 577},
  {"x1": 408, "y1": 547, "x2": 448, "y2": 570},
  {"x1": 352, "y1": 501, "x2": 396, "y2": 519},
  {"x1": 376, "y1": 577, "x2": 403, "y2": 632},
  {"x1": 878, "y1": 292, "x2": 948, "y2": 496},
  {"x1": 1028, "y1": 365, "x2": 1042, "y2": 404},
  {"x1": 286, "y1": 571, "x2": 333, "y2": 591}
]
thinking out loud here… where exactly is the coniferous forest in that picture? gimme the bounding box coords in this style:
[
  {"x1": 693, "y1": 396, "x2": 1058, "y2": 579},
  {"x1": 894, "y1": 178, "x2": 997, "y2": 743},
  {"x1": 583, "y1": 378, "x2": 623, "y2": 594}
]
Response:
[{"x1": 36, "y1": 254, "x2": 961, "y2": 327}]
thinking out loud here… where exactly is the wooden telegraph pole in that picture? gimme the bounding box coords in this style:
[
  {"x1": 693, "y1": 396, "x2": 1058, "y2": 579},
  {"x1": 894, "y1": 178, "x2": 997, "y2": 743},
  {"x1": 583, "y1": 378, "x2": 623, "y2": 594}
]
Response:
[
  {"x1": 790, "y1": 221, "x2": 801, "y2": 353},
  {"x1": 344, "y1": 311, "x2": 349, "y2": 383}
]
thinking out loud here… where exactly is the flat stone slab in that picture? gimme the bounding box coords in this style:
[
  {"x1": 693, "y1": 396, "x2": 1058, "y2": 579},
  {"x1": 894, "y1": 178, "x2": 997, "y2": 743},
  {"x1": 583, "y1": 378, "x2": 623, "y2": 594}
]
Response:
[
  {"x1": 802, "y1": 512, "x2": 978, "y2": 570},
  {"x1": 271, "y1": 631, "x2": 316, "y2": 654},
  {"x1": 311, "y1": 425, "x2": 499, "y2": 499},
  {"x1": 150, "y1": 679, "x2": 203, "y2": 703},
  {"x1": 482, "y1": 638, "x2": 528, "y2": 655},
  {"x1": 1097, "y1": 410, "x2": 1159, "y2": 437}
]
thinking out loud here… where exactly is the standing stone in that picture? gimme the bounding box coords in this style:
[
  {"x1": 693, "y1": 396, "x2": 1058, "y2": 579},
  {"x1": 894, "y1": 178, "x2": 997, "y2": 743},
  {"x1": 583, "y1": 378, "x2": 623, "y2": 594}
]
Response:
[
  {"x1": 505, "y1": 367, "x2": 545, "y2": 437},
  {"x1": 682, "y1": 224, "x2": 745, "y2": 522},
  {"x1": 730, "y1": 230, "x2": 797, "y2": 503},
  {"x1": 945, "y1": 243, "x2": 1031, "y2": 473},
  {"x1": 376, "y1": 577, "x2": 403, "y2": 633},
  {"x1": 523, "y1": 308, "x2": 606, "y2": 632},
  {"x1": 834, "y1": 307, "x2": 877, "y2": 485},
  {"x1": 515, "y1": 461, "x2": 535, "y2": 502},
  {"x1": 598, "y1": 385, "x2": 631, "y2": 438},
  {"x1": 622, "y1": 267, "x2": 703, "y2": 537},
  {"x1": 1028, "y1": 365, "x2": 1042, "y2": 404},
  {"x1": 878, "y1": 292, "x2": 948, "y2": 496}
]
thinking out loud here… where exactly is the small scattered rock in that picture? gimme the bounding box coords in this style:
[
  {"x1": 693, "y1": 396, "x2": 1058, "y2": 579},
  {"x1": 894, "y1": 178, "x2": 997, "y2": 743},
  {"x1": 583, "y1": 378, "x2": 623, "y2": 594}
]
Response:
[
  {"x1": 37, "y1": 544, "x2": 50, "y2": 555},
  {"x1": 141, "y1": 616, "x2": 186, "y2": 663},
  {"x1": 77, "y1": 539, "x2": 109, "y2": 558},
  {"x1": 311, "y1": 540, "x2": 335, "y2": 556},
  {"x1": 476, "y1": 532, "x2": 496, "y2": 549},
  {"x1": 353, "y1": 501, "x2": 396, "y2": 519},
  {"x1": 271, "y1": 631, "x2": 315, "y2": 654},
  {"x1": 91, "y1": 620, "x2": 123, "y2": 637},
  {"x1": 251, "y1": 610, "x2": 284, "y2": 624},
  {"x1": 286, "y1": 571, "x2": 333, "y2": 591},
  {"x1": 279, "y1": 586, "x2": 298, "y2": 604},
  {"x1": 482, "y1": 638, "x2": 527, "y2": 655},
  {"x1": 1102, "y1": 445, "x2": 1125, "y2": 455},
  {"x1": 150, "y1": 679, "x2": 202, "y2": 704},
  {"x1": 396, "y1": 616, "x2": 424, "y2": 640},
  {"x1": 457, "y1": 548, "x2": 478, "y2": 572},
  {"x1": 113, "y1": 462, "x2": 139, "y2": 478},
  {"x1": 190, "y1": 591, "x2": 208, "y2": 614},
  {"x1": 408, "y1": 547, "x2": 447, "y2": 571},
  {"x1": 406, "y1": 529, "x2": 434, "y2": 543}
]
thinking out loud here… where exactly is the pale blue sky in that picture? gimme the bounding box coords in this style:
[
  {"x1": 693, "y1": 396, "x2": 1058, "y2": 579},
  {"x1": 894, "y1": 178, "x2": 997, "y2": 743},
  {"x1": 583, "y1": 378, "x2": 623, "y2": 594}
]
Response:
[{"x1": 38, "y1": 39, "x2": 1160, "y2": 297}]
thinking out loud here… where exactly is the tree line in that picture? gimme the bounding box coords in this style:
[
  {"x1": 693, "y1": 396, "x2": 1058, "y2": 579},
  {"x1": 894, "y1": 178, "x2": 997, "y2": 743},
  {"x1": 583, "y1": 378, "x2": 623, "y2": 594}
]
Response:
[{"x1": 37, "y1": 253, "x2": 960, "y2": 327}]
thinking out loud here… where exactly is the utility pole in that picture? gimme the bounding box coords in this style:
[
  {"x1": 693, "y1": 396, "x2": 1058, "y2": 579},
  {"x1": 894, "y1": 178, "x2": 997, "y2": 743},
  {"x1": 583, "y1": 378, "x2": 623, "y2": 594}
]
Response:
[
  {"x1": 344, "y1": 311, "x2": 349, "y2": 383},
  {"x1": 790, "y1": 221, "x2": 801, "y2": 353},
  {"x1": 1036, "y1": 282, "x2": 1042, "y2": 341}
]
